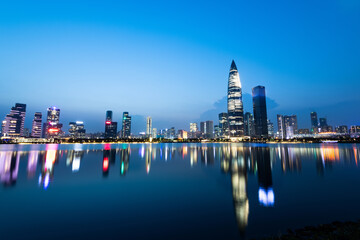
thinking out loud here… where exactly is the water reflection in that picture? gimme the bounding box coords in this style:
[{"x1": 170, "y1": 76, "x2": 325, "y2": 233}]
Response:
[{"x1": 0, "y1": 143, "x2": 360, "y2": 238}]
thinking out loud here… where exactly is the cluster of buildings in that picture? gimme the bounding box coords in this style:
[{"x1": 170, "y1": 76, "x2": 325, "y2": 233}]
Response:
[{"x1": 1, "y1": 60, "x2": 360, "y2": 141}]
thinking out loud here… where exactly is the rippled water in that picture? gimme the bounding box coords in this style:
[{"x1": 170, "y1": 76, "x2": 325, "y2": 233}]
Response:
[{"x1": 1, "y1": 143, "x2": 360, "y2": 239}]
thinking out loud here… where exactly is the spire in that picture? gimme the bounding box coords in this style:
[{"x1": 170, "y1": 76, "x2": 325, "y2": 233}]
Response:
[{"x1": 230, "y1": 60, "x2": 237, "y2": 71}]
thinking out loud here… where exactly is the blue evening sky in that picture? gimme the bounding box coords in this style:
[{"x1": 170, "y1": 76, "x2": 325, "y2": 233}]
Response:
[{"x1": 0, "y1": 0, "x2": 359, "y2": 133}]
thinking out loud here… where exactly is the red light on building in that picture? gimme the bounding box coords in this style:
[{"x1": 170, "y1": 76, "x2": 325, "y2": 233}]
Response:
[
  {"x1": 103, "y1": 157, "x2": 109, "y2": 171},
  {"x1": 105, "y1": 121, "x2": 111, "y2": 125},
  {"x1": 48, "y1": 128, "x2": 59, "y2": 133}
]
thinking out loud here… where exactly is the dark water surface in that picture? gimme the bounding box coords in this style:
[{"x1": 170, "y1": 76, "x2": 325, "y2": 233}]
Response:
[{"x1": 1, "y1": 143, "x2": 360, "y2": 239}]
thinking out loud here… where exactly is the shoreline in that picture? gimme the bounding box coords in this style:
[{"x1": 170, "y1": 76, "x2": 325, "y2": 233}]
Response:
[{"x1": 1, "y1": 138, "x2": 360, "y2": 145}]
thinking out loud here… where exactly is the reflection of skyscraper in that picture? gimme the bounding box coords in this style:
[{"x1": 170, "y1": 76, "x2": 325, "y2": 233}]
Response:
[
  {"x1": 252, "y1": 86, "x2": 268, "y2": 138},
  {"x1": 0, "y1": 150, "x2": 20, "y2": 185},
  {"x1": 227, "y1": 60, "x2": 244, "y2": 137},
  {"x1": 39, "y1": 144, "x2": 58, "y2": 189},
  {"x1": 27, "y1": 149, "x2": 40, "y2": 177},
  {"x1": 119, "y1": 145, "x2": 130, "y2": 175},
  {"x1": 31, "y1": 112, "x2": 42, "y2": 138},
  {"x1": 145, "y1": 145, "x2": 152, "y2": 174},
  {"x1": 1, "y1": 103, "x2": 27, "y2": 138},
  {"x1": 230, "y1": 146, "x2": 249, "y2": 232},
  {"x1": 255, "y1": 147, "x2": 274, "y2": 207}
]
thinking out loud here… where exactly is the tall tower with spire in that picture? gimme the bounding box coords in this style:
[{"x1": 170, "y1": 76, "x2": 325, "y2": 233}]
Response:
[{"x1": 227, "y1": 60, "x2": 244, "y2": 137}]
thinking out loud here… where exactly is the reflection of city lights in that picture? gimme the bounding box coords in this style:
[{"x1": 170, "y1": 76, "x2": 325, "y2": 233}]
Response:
[
  {"x1": 258, "y1": 187, "x2": 274, "y2": 207},
  {"x1": 44, "y1": 173, "x2": 50, "y2": 189},
  {"x1": 103, "y1": 157, "x2": 109, "y2": 171},
  {"x1": 121, "y1": 162, "x2": 125, "y2": 175},
  {"x1": 72, "y1": 157, "x2": 80, "y2": 172}
]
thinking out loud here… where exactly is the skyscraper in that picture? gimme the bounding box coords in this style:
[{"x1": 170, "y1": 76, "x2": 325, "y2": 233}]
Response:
[
  {"x1": 45, "y1": 107, "x2": 63, "y2": 138},
  {"x1": 146, "y1": 117, "x2": 152, "y2": 136},
  {"x1": 121, "y1": 112, "x2": 131, "y2": 138},
  {"x1": 190, "y1": 123, "x2": 198, "y2": 133},
  {"x1": 267, "y1": 120, "x2": 274, "y2": 138},
  {"x1": 205, "y1": 120, "x2": 214, "y2": 139},
  {"x1": 218, "y1": 112, "x2": 229, "y2": 137},
  {"x1": 31, "y1": 112, "x2": 42, "y2": 138},
  {"x1": 277, "y1": 115, "x2": 285, "y2": 139},
  {"x1": 277, "y1": 115, "x2": 298, "y2": 139},
  {"x1": 252, "y1": 86, "x2": 268, "y2": 138},
  {"x1": 1, "y1": 103, "x2": 26, "y2": 138},
  {"x1": 104, "y1": 110, "x2": 117, "y2": 139},
  {"x1": 310, "y1": 112, "x2": 318, "y2": 133},
  {"x1": 227, "y1": 60, "x2": 244, "y2": 137},
  {"x1": 244, "y1": 112, "x2": 254, "y2": 137},
  {"x1": 69, "y1": 121, "x2": 86, "y2": 138},
  {"x1": 200, "y1": 122, "x2": 205, "y2": 137}
]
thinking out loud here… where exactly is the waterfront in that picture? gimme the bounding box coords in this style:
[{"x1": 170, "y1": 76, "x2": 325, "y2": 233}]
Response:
[{"x1": 1, "y1": 143, "x2": 360, "y2": 239}]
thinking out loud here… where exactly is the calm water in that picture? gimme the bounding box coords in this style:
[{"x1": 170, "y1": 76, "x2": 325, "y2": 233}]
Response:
[{"x1": 1, "y1": 143, "x2": 360, "y2": 240}]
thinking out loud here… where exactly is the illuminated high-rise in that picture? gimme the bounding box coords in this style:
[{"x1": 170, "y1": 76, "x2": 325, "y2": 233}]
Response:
[
  {"x1": 1, "y1": 103, "x2": 26, "y2": 138},
  {"x1": 252, "y1": 86, "x2": 268, "y2": 138},
  {"x1": 31, "y1": 112, "x2": 42, "y2": 138},
  {"x1": 190, "y1": 123, "x2": 198, "y2": 133},
  {"x1": 146, "y1": 117, "x2": 152, "y2": 136},
  {"x1": 104, "y1": 110, "x2": 117, "y2": 139},
  {"x1": 218, "y1": 112, "x2": 229, "y2": 137},
  {"x1": 244, "y1": 112, "x2": 254, "y2": 137},
  {"x1": 121, "y1": 112, "x2": 131, "y2": 138},
  {"x1": 69, "y1": 121, "x2": 86, "y2": 138},
  {"x1": 45, "y1": 107, "x2": 63, "y2": 138},
  {"x1": 310, "y1": 112, "x2": 318, "y2": 133},
  {"x1": 227, "y1": 60, "x2": 244, "y2": 137}
]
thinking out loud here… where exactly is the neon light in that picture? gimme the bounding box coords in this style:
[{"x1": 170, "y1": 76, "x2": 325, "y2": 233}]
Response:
[
  {"x1": 48, "y1": 128, "x2": 59, "y2": 133},
  {"x1": 105, "y1": 121, "x2": 111, "y2": 125}
]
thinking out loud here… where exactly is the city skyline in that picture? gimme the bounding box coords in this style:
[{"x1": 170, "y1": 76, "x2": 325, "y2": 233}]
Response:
[{"x1": 1, "y1": 1, "x2": 360, "y2": 132}]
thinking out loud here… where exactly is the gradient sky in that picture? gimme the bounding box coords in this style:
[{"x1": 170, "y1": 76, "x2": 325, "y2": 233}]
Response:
[{"x1": 0, "y1": 0, "x2": 359, "y2": 133}]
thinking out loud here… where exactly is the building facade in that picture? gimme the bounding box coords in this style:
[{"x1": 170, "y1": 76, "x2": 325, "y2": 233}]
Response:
[
  {"x1": 31, "y1": 112, "x2": 42, "y2": 138},
  {"x1": 1, "y1": 103, "x2": 26, "y2": 138},
  {"x1": 44, "y1": 107, "x2": 63, "y2": 138},
  {"x1": 121, "y1": 112, "x2": 131, "y2": 138},
  {"x1": 227, "y1": 60, "x2": 244, "y2": 137},
  {"x1": 252, "y1": 86, "x2": 268, "y2": 138},
  {"x1": 218, "y1": 112, "x2": 229, "y2": 137}
]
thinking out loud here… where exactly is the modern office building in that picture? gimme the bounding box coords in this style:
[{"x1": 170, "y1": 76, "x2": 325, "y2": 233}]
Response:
[
  {"x1": 104, "y1": 111, "x2": 117, "y2": 139},
  {"x1": 310, "y1": 112, "x2": 318, "y2": 133},
  {"x1": 31, "y1": 112, "x2": 42, "y2": 138},
  {"x1": 267, "y1": 120, "x2": 274, "y2": 138},
  {"x1": 218, "y1": 112, "x2": 229, "y2": 137},
  {"x1": 190, "y1": 123, "x2": 198, "y2": 133},
  {"x1": 200, "y1": 122, "x2": 205, "y2": 137},
  {"x1": 178, "y1": 130, "x2": 188, "y2": 139},
  {"x1": 350, "y1": 126, "x2": 360, "y2": 134},
  {"x1": 214, "y1": 125, "x2": 220, "y2": 138},
  {"x1": 45, "y1": 107, "x2": 63, "y2": 138},
  {"x1": 121, "y1": 112, "x2": 131, "y2": 138},
  {"x1": 205, "y1": 120, "x2": 214, "y2": 139},
  {"x1": 335, "y1": 125, "x2": 348, "y2": 134},
  {"x1": 277, "y1": 114, "x2": 298, "y2": 139},
  {"x1": 146, "y1": 117, "x2": 152, "y2": 137},
  {"x1": 298, "y1": 129, "x2": 310, "y2": 134},
  {"x1": 227, "y1": 60, "x2": 244, "y2": 137},
  {"x1": 1, "y1": 103, "x2": 26, "y2": 138},
  {"x1": 69, "y1": 121, "x2": 86, "y2": 138},
  {"x1": 152, "y1": 128, "x2": 157, "y2": 138},
  {"x1": 319, "y1": 118, "x2": 331, "y2": 132},
  {"x1": 252, "y1": 86, "x2": 268, "y2": 138},
  {"x1": 244, "y1": 112, "x2": 254, "y2": 137}
]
